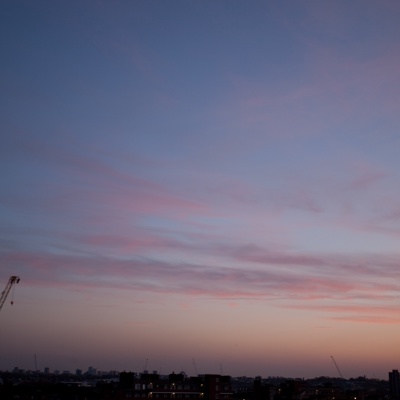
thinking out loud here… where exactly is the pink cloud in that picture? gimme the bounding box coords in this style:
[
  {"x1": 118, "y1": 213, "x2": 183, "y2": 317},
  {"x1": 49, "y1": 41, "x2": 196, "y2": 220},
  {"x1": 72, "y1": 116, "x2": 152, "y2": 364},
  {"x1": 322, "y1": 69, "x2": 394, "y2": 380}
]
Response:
[
  {"x1": 3, "y1": 133, "x2": 209, "y2": 221},
  {"x1": 330, "y1": 315, "x2": 400, "y2": 325},
  {"x1": 214, "y1": 24, "x2": 400, "y2": 147},
  {"x1": 82, "y1": 233, "x2": 180, "y2": 253},
  {"x1": 288, "y1": 303, "x2": 400, "y2": 325},
  {"x1": 346, "y1": 169, "x2": 387, "y2": 192},
  {"x1": 2, "y1": 243, "x2": 400, "y2": 322}
]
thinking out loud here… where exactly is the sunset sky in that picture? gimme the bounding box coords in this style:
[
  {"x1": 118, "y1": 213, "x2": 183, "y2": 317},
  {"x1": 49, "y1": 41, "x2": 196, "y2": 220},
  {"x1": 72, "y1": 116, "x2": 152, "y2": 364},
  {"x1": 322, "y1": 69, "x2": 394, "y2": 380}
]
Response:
[{"x1": 1, "y1": 0, "x2": 400, "y2": 379}]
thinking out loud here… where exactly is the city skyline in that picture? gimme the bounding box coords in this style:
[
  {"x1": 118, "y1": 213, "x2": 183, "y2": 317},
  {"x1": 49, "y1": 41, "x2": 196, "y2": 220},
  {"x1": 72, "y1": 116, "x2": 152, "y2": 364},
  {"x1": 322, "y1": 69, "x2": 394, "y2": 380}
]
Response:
[
  {"x1": 2, "y1": 364, "x2": 394, "y2": 381},
  {"x1": 1, "y1": 0, "x2": 400, "y2": 380}
]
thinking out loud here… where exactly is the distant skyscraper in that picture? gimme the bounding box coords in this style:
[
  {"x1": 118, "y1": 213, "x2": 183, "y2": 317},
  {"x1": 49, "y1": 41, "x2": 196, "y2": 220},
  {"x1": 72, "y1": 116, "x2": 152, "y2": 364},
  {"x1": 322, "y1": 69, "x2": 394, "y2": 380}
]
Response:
[
  {"x1": 87, "y1": 366, "x2": 97, "y2": 376},
  {"x1": 389, "y1": 370, "x2": 400, "y2": 399}
]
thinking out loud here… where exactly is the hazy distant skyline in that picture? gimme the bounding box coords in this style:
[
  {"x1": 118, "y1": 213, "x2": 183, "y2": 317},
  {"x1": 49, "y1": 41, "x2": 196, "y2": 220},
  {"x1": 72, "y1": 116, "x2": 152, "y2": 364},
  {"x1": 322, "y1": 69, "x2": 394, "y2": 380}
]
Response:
[{"x1": 1, "y1": 0, "x2": 400, "y2": 379}]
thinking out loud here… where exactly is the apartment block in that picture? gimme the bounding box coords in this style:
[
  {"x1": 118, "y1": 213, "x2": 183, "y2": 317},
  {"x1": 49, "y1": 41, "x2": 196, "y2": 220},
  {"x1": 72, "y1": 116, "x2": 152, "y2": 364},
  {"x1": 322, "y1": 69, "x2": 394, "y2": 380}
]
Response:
[{"x1": 119, "y1": 372, "x2": 233, "y2": 400}]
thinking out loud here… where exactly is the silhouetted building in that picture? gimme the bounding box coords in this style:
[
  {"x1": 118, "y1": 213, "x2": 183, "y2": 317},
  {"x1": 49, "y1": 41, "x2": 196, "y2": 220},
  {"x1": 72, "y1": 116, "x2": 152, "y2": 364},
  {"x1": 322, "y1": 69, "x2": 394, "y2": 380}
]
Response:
[
  {"x1": 254, "y1": 378, "x2": 270, "y2": 400},
  {"x1": 389, "y1": 370, "x2": 400, "y2": 399},
  {"x1": 118, "y1": 372, "x2": 233, "y2": 400},
  {"x1": 204, "y1": 374, "x2": 232, "y2": 400},
  {"x1": 120, "y1": 371, "x2": 135, "y2": 390},
  {"x1": 87, "y1": 366, "x2": 97, "y2": 376}
]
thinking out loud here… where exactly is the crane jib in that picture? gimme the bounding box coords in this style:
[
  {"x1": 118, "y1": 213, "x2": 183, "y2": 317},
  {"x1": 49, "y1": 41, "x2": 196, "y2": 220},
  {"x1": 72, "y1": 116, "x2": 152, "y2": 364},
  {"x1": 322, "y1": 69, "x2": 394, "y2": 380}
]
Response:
[{"x1": 0, "y1": 276, "x2": 21, "y2": 312}]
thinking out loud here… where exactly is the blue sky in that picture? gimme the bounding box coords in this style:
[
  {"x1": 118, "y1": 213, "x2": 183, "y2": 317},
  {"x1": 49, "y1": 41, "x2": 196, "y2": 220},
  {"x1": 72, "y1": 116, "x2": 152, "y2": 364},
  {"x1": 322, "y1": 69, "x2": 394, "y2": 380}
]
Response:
[{"x1": 1, "y1": 0, "x2": 400, "y2": 378}]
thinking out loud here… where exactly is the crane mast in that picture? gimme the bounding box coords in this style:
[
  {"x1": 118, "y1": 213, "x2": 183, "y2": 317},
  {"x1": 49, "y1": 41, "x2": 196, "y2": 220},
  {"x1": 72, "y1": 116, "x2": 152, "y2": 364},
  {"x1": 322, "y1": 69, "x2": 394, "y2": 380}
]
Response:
[{"x1": 0, "y1": 276, "x2": 20, "y2": 312}]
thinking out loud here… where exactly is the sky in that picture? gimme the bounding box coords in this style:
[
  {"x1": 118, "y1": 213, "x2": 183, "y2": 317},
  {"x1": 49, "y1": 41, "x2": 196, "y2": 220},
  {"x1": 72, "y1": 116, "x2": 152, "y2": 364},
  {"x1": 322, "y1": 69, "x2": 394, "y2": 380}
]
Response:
[{"x1": 1, "y1": 0, "x2": 400, "y2": 380}]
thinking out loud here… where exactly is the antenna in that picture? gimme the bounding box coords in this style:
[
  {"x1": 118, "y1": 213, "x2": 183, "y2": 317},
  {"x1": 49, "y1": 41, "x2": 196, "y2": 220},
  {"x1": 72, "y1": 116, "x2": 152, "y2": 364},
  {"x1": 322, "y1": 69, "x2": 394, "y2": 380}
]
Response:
[{"x1": 192, "y1": 358, "x2": 198, "y2": 376}]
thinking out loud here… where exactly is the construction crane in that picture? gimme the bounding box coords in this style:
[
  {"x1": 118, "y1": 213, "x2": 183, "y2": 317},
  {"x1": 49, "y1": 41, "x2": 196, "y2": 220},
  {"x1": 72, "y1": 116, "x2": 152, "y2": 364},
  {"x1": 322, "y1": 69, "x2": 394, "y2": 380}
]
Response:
[
  {"x1": 331, "y1": 356, "x2": 347, "y2": 392},
  {"x1": 330, "y1": 355, "x2": 344, "y2": 379},
  {"x1": 0, "y1": 276, "x2": 20, "y2": 312}
]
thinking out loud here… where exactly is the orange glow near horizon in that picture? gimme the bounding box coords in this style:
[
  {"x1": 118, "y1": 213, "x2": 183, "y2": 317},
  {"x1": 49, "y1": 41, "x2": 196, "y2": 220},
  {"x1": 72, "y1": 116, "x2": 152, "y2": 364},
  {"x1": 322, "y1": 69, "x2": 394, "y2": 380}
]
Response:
[{"x1": 2, "y1": 0, "x2": 400, "y2": 380}]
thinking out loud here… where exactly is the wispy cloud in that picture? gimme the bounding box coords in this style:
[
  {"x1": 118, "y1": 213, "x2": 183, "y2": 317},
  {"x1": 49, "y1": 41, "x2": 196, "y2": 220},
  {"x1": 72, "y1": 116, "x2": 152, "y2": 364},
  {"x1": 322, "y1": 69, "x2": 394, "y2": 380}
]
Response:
[{"x1": 2, "y1": 237, "x2": 400, "y2": 323}]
